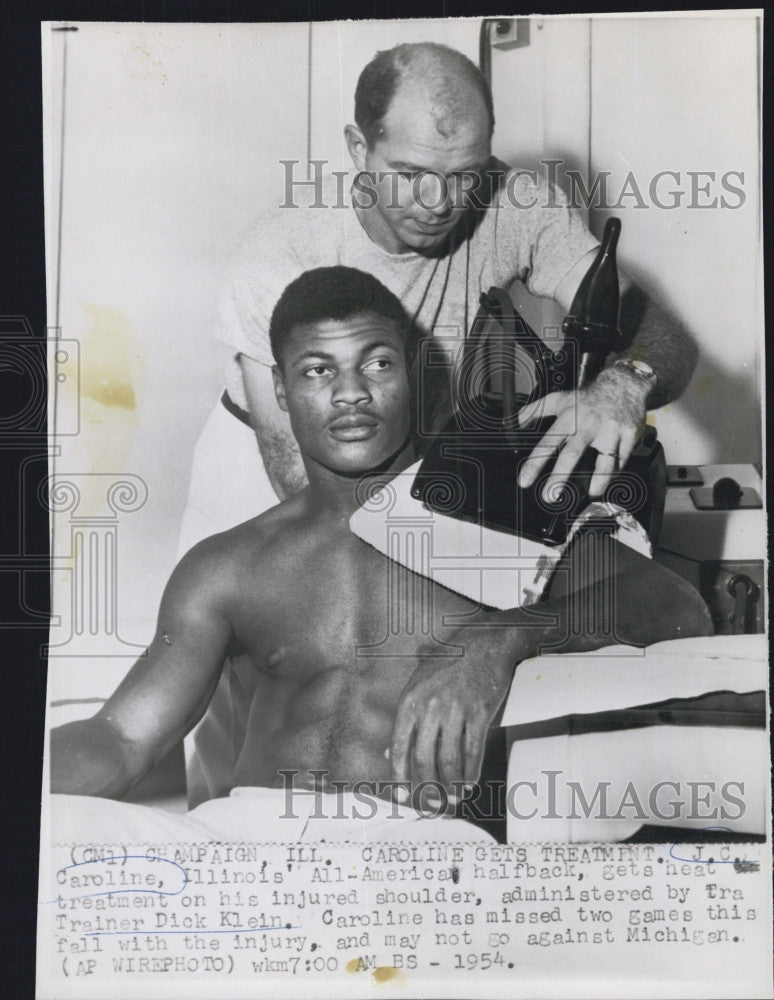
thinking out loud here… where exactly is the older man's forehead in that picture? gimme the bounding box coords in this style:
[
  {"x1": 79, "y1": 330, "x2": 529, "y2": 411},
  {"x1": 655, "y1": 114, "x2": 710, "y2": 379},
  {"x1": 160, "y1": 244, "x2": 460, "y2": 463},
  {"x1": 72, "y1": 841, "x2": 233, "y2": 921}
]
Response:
[
  {"x1": 390, "y1": 68, "x2": 490, "y2": 124},
  {"x1": 378, "y1": 134, "x2": 490, "y2": 178},
  {"x1": 379, "y1": 86, "x2": 490, "y2": 155}
]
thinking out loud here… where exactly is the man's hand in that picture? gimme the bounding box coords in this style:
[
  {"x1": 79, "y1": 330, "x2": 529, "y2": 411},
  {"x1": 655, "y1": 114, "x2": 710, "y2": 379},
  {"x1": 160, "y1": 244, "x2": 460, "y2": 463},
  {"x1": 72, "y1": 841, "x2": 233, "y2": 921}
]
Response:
[
  {"x1": 388, "y1": 527, "x2": 715, "y2": 804},
  {"x1": 390, "y1": 627, "x2": 517, "y2": 799},
  {"x1": 517, "y1": 366, "x2": 650, "y2": 500}
]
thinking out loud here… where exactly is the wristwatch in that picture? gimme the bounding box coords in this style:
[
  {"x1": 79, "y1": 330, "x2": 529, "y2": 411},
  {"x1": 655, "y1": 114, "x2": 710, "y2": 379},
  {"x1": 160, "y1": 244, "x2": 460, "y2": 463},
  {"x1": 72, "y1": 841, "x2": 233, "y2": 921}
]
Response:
[{"x1": 614, "y1": 358, "x2": 657, "y2": 387}]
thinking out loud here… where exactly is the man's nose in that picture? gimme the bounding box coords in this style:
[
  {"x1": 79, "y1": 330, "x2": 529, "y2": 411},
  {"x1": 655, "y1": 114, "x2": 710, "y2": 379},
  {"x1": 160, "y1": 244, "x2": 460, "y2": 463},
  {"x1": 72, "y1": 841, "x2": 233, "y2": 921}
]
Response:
[
  {"x1": 331, "y1": 369, "x2": 372, "y2": 405},
  {"x1": 418, "y1": 172, "x2": 452, "y2": 217}
]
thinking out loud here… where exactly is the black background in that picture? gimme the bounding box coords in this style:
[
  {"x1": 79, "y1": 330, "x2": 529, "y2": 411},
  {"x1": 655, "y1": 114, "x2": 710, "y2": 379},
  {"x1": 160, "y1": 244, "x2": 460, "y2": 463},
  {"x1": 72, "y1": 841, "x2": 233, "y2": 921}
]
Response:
[{"x1": 1, "y1": 4, "x2": 769, "y2": 997}]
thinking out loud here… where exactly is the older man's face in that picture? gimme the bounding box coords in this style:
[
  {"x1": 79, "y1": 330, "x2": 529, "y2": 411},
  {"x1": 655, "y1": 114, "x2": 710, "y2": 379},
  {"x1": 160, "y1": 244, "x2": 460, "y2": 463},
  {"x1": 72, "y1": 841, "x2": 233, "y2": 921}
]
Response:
[{"x1": 352, "y1": 82, "x2": 491, "y2": 256}]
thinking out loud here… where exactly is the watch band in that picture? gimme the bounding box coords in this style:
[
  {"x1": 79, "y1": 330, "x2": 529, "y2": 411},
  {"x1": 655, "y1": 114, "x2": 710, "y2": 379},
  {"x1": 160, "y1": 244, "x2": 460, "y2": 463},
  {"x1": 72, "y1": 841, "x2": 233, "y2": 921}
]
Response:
[{"x1": 614, "y1": 358, "x2": 657, "y2": 385}]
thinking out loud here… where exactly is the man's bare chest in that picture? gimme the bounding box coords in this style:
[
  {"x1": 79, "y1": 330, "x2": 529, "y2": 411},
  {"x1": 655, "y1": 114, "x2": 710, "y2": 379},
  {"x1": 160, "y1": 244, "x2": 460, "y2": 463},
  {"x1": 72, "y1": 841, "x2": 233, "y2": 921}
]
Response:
[{"x1": 227, "y1": 529, "x2": 479, "y2": 676}]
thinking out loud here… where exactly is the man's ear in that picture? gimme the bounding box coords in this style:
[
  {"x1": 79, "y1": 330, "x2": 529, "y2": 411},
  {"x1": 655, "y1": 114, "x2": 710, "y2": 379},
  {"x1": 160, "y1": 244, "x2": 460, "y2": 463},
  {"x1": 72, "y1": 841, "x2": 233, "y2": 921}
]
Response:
[
  {"x1": 272, "y1": 365, "x2": 289, "y2": 412},
  {"x1": 344, "y1": 124, "x2": 369, "y2": 171}
]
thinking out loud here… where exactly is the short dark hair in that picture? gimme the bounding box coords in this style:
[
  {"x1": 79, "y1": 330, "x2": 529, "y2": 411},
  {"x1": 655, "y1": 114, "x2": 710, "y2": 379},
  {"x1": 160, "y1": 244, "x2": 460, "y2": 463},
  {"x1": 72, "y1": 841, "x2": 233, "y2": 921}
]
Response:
[
  {"x1": 354, "y1": 42, "x2": 495, "y2": 147},
  {"x1": 269, "y1": 266, "x2": 415, "y2": 365}
]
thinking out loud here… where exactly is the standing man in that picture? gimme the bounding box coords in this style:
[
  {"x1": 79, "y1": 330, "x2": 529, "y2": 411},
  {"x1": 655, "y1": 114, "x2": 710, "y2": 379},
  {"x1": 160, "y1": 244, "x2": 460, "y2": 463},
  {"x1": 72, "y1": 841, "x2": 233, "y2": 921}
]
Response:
[{"x1": 179, "y1": 41, "x2": 697, "y2": 554}]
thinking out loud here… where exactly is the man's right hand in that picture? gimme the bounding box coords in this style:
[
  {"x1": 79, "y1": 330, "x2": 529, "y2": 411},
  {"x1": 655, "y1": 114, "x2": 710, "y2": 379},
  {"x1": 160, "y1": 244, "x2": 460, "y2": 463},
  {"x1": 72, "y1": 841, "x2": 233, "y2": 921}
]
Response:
[
  {"x1": 389, "y1": 627, "x2": 517, "y2": 801},
  {"x1": 50, "y1": 716, "x2": 145, "y2": 798},
  {"x1": 516, "y1": 366, "x2": 648, "y2": 500}
]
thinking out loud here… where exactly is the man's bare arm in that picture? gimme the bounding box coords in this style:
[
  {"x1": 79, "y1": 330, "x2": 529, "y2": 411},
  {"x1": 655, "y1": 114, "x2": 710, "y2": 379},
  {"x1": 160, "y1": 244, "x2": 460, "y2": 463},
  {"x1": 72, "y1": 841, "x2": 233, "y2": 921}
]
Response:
[
  {"x1": 239, "y1": 354, "x2": 307, "y2": 501},
  {"x1": 391, "y1": 535, "x2": 713, "y2": 792},
  {"x1": 50, "y1": 541, "x2": 233, "y2": 798}
]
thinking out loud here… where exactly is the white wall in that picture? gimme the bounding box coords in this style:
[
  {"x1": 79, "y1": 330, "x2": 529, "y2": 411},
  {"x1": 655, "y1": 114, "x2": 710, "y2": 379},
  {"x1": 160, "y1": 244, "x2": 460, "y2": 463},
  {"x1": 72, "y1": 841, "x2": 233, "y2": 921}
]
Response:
[
  {"x1": 44, "y1": 18, "x2": 483, "y2": 671},
  {"x1": 45, "y1": 22, "x2": 310, "y2": 647},
  {"x1": 589, "y1": 14, "x2": 761, "y2": 463},
  {"x1": 45, "y1": 18, "x2": 482, "y2": 655},
  {"x1": 309, "y1": 19, "x2": 480, "y2": 168},
  {"x1": 485, "y1": 13, "x2": 761, "y2": 465},
  {"x1": 489, "y1": 16, "x2": 590, "y2": 177},
  {"x1": 485, "y1": 17, "x2": 592, "y2": 355}
]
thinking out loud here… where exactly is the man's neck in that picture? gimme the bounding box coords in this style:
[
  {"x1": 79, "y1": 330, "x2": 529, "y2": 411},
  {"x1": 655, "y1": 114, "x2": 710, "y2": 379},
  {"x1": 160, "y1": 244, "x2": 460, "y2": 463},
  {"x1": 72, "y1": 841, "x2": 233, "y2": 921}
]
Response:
[
  {"x1": 304, "y1": 438, "x2": 416, "y2": 522},
  {"x1": 353, "y1": 201, "x2": 411, "y2": 256}
]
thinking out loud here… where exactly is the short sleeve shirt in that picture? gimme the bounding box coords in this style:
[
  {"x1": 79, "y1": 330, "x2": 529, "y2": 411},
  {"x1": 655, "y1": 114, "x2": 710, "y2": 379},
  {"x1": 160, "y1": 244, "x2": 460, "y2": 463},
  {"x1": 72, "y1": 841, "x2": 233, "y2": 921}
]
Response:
[{"x1": 217, "y1": 159, "x2": 599, "y2": 410}]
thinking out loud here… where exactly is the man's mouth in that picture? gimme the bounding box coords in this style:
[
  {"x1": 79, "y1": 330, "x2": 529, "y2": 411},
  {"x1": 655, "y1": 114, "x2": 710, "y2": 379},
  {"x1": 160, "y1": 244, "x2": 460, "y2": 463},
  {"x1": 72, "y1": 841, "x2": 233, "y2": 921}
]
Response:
[
  {"x1": 409, "y1": 218, "x2": 452, "y2": 234},
  {"x1": 328, "y1": 415, "x2": 379, "y2": 441}
]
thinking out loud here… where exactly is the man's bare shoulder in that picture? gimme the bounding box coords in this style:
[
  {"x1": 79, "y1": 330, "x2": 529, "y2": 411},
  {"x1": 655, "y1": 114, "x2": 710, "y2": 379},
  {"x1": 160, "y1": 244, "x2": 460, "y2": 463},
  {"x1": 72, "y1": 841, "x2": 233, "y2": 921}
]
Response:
[
  {"x1": 175, "y1": 491, "x2": 309, "y2": 588},
  {"x1": 223, "y1": 492, "x2": 309, "y2": 552}
]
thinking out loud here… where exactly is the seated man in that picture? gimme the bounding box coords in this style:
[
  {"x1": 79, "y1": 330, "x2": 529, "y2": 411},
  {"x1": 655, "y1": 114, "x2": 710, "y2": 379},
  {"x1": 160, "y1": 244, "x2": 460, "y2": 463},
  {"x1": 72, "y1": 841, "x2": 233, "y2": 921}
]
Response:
[{"x1": 50, "y1": 266, "x2": 712, "y2": 843}]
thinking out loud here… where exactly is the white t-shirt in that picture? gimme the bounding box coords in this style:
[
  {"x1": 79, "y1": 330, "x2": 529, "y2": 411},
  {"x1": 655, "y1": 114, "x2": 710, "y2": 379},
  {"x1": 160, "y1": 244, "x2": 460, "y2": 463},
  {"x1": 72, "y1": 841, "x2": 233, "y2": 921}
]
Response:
[{"x1": 217, "y1": 160, "x2": 599, "y2": 409}]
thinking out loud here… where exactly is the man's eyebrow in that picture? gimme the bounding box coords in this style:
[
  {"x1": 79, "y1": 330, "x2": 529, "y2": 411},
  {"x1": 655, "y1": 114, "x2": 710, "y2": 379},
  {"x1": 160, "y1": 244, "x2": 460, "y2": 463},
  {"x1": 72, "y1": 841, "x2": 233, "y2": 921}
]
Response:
[
  {"x1": 359, "y1": 339, "x2": 403, "y2": 355},
  {"x1": 289, "y1": 340, "x2": 402, "y2": 366},
  {"x1": 386, "y1": 159, "x2": 483, "y2": 175},
  {"x1": 290, "y1": 349, "x2": 335, "y2": 365},
  {"x1": 386, "y1": 160, "x2": 426, "y2": 172}
]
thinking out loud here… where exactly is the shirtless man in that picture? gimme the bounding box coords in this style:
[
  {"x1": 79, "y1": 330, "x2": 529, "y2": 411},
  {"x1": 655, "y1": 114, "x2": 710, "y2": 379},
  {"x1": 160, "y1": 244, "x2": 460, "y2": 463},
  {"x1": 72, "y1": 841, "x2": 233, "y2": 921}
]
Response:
[{"x1": 50, "y1": 267, "x2": 712, "y2": 831}]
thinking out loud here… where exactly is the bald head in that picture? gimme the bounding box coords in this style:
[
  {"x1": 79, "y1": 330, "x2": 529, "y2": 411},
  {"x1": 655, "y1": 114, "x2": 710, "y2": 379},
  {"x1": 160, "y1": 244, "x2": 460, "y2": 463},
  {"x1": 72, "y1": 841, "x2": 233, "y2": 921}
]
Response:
[{"x1": 354, "y1": 43, "x2": 495, "y2": 147}]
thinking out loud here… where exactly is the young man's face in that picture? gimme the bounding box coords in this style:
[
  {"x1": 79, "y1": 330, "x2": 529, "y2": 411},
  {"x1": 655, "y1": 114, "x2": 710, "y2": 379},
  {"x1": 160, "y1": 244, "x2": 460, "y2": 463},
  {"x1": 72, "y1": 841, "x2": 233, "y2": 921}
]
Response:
[
  {"x1": 346, "y1": 81, "x2": 491, "y2": 256},
  {"x1": 273, "y1": 311, "x2": 412, "y2": 478}
]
